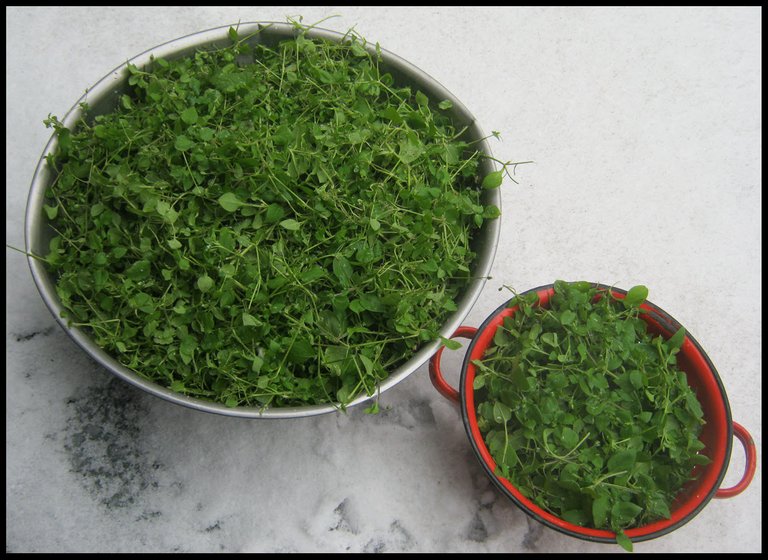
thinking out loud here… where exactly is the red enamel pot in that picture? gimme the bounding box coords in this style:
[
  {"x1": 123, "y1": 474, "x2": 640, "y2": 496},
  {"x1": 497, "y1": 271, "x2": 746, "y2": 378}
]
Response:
[{"x1": 429, "y1": 283, "x2": 756, "y2": 546}]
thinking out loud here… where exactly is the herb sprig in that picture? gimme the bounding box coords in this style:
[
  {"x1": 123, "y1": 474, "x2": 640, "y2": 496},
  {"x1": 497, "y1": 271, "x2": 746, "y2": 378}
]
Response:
[
  {"x1": 473, "y1": 281, "x2": 710, "y2": 551},
  {"x1": 40, "y1": 21, "x2": 510, "y2": 410}
]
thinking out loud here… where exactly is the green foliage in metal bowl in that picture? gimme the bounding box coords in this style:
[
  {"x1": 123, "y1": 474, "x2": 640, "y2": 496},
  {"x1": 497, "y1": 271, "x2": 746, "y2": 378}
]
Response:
[{"x1": 39, "y1": 22, "x2": 505, "y2": 410}]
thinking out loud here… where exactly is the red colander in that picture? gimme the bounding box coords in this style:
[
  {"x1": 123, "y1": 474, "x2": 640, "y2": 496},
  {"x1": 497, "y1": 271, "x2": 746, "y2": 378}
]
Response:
[{"x1": 429, "y1": 283, "x2": 756, "y2": 546}]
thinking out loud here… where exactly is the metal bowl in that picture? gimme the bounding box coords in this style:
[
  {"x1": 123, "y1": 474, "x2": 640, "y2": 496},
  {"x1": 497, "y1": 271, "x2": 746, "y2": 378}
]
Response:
[{"x1": 25, "y1": 22, "x2": 501, "y2": 418}]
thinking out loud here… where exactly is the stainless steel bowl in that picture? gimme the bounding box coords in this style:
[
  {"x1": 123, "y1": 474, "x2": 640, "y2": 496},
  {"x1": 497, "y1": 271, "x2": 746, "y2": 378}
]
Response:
[{"x1": 25, "y1": 22, "x2": 501, "y2": 418}]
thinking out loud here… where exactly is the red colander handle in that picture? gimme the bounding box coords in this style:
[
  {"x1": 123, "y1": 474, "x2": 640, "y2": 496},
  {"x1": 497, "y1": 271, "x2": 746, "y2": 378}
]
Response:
[
  {"x1": 429, "y1": 326, "x2": 477, "y2": 404},
  {"x1": 715, "y1": 422, "x2": 757, "y2": 498}
]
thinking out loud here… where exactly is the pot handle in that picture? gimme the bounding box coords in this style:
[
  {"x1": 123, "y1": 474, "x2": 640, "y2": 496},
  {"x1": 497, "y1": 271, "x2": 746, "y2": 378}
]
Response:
[
  {"x1": 715, "y1": 422, "x2": 757, "y2": 498},
  {"x1": 429, "y1": 326, "x2": 478, "y2": 404}
]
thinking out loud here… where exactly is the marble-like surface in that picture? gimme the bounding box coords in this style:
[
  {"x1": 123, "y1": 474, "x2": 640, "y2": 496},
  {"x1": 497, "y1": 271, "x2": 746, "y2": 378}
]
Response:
[{"x1": 6, "y1": 6, "x2": 761, "y2": 553}]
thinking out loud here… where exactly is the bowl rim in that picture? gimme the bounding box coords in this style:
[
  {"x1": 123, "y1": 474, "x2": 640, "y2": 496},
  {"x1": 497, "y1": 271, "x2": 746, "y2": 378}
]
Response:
[
  {"x1": 458, "y1": 282, "x2": 733, "y2": 544},
  {"x1": 24, "y1": 21, "x2": 501, "y2": 418}
]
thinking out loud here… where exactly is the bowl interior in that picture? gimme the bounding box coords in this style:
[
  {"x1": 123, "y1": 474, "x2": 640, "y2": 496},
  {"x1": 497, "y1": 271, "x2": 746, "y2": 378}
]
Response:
[
  {"x1": 461, "y1": 284, "x2": 732, "y2": 542},
  {"x1": 25, "y1": 22, "x2": 501, "y2": 418}
]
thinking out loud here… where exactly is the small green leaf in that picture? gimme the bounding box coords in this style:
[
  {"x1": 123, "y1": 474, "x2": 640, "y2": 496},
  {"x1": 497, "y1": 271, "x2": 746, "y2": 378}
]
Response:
[
  {"x1": 299, "y1": 266, "x2": 325, "y2": 283},
  {"x1": 607, "y1": 449, "x2": 637, "y2": 472},
  {"x1": 560, "y1": 309, "x2": 577, "y2": 326},
  {"x1": 612, "y1": 501, "x2": 643, "y2": 526},
  {"x1": 287, "y1": 337, "x2": 314, "y2": 364},
  {"x1": 218, "y1": 192, "x2": 244, "y2": 212},
  {"x1": 442, "y1": 144, "x2": 460, "y2": 164},
  {"x1": 355, "y1": 354, "x2": 372, "y2": 375},
  {"x1": 332, "y1": 254, "x2": 353, "y2": 288},
  {"x1": 180, "y1": 107, "x2": 199, "y2": 125},
  {"x1": 667, "y1": 327, "x2": 686, "y2": 352},
  {"x1": 179, "y1": 335, "x2": 197, "y2": 365},
  {"x1": 43, "y1": 204, "x2": 59, "y2": 220},
  {"x1": 251, "y1": 355, "x2": 264, "y2": 373},
  {"x1": 560, "y1": 426, "x2": 579, "y2": 449},
  {"x1": 481, "y1": 170, "x2": 503, "y2": 189},
  {"x1": 197, "y1": 274, "x2": 214, "y2": 292},
  {"x1": 483, "y1": 204, "x2": 501, "y2": 219},
  {"x1": 359, "y1": 293, "x2": 384, "y2": 312},
  {"x1": 493, "y1": 402, "x2": 512, "y2": 423},
  {"x1": 264, "y1": 203, "x2": 285, "y2": 223},
  {"x1": 439, "y1": 336, "x2": 463, "y2": 351},
  {"x1": 379, "y1": 106, "x2": 403, "y2": 124},
  {"x1": 690, "y1": 453, "x2": 712, "y2": 465},
  {"x1": 592, "y1": 494, "x2": 611, "y2": 527},
  {"x1": 242, "y1": 312, "x2": 261, "y2": 326},
  {"x1": 438, "y1": 99, "x2": 453, "y2": 110},
  {"x1": 616, "y1": 530, "x2": 634, "y2": 553},
  {"x1": 126, "y1": 260, "x2": 151, "y2": 281},
  {"x1": 198, "y1": 127, "x2": 215, "y2": 141},
  {"x1": 493, "y1": 328, "x2": 510, "y2": 346},
  {"x1": 279, "y1": 218, "x2": 301, "y2": 231},
  {"x1": 648, "y1": 496, "x2": 671, "y2": 519},
  {"x1": 129, "y1": 292, "x2": 155, "y2": 314},
  {"x1": 174, "y1": 134, "x2": 195, "y2": 151},
  {"x1": 562, "y1": 509, "x2": 589, "y2": 526},
  {"x1": 336, "y1": 384, "x2": 353, "y2": 405},
  {"x1": 541, "y1": 332, "x2": 558, "y2": 347},
  {"x1": 350, "y1": 42, "x2": 367, "y2": 57},
  {"x1": 623, "y1": 285, "x2": 649, "y2": 307},
  {"x1": 398, "y1": 134, "x2": 424, "y2": 163},
  {"x1": 364, "y1": 400, "x2": 380, "y2": 414}
]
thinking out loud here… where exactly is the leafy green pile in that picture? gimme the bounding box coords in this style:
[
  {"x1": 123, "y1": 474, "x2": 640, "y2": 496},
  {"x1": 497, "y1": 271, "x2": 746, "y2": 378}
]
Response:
[
  {"x1": 472, "y1": 281, "x2": 710, "y2": 551},
  {"x1": 41, "y1": 22, "x2": 505, "y2": 409}
]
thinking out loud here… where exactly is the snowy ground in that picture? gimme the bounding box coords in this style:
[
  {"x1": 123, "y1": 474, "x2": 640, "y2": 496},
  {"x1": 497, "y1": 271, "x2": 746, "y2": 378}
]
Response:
[{"x1": 6, "y1": 6, "x2": 761, "y2": 553}]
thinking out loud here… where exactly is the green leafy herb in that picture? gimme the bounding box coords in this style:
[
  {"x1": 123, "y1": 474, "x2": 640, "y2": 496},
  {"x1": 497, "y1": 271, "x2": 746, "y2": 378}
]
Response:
[
  {"x1": 616, "y1": 530, "x2": 634, "y2": 552},
  {"x1": 439, "y1": 336, "x2": 463, "y2": 351},
  {"x1": 474, "y1": 281, "x2": 710, "y2": 551},
  {"x1": 481, "y1": 170, "x2": 503, "y2": 189},
  {"x1": 38, "y1": 19, "x2": 513, "y2": 410}
]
